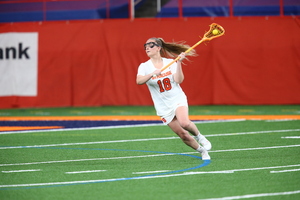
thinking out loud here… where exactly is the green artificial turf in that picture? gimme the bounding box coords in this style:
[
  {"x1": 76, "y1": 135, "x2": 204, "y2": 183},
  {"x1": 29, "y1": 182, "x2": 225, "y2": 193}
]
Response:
[
  {"x1": 0, "y1": 106, "x2": 299, "y2": 200},
  {"x1": 0, "y1": 105, "x2": 299, "y2": 116}
]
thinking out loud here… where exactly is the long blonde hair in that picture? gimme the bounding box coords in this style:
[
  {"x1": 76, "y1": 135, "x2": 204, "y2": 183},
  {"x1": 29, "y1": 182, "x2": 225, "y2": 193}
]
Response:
[{"x1": 150, "y1": 37, "x2": 197, "y2": 60}]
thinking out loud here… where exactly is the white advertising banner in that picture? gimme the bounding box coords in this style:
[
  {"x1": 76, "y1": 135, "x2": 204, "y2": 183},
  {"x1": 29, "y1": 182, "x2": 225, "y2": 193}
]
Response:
[{"x1": 0, "y1": 32, "x2": 38, "y2": 96}]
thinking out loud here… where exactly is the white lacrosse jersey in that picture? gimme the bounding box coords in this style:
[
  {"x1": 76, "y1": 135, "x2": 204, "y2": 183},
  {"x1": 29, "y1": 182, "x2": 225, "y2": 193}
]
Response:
[{"x1": 137, "y1": 58, "x2": 188, "y2": 118}]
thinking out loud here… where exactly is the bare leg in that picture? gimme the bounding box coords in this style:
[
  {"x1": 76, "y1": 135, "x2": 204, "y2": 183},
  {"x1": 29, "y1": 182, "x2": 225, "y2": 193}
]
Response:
[
  {"x1": 168, "y1": 116, "x2": 211, "y2": 160},
  {"x1": 175, "y1": 106, "x2": 199, "y2": 136},
  {"x1": 167, "y1": 117, "x2": 199, "y2": 150},
  {"x1": 175, "y1": 106, "x2": 212, "y2": 151}
]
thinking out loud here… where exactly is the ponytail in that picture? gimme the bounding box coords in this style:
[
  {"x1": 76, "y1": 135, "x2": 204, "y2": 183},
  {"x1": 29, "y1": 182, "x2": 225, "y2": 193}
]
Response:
[{"x1": 150, "y1": 37, "x2": 197, "y2": 60}]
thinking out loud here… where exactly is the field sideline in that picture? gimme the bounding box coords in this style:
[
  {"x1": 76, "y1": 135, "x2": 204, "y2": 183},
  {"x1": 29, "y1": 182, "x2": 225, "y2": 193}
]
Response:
[{"x1": 0, "y1": 105, "x2": 299, "y2": 200}]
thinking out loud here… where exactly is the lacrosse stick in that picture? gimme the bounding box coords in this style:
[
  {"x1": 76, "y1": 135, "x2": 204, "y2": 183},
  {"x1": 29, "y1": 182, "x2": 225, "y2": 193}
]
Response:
[{"x1": 160, "y1": 23, "x2": 225, "y2": 72}]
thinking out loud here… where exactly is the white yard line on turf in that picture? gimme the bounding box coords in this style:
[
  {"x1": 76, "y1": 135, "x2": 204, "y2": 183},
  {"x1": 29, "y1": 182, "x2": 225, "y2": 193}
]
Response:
[
  {"x1": 270, "y1": 168, "x2": 300, "y2": 173},
  {"x1": 0, "y1": 137, "x2": 178, "y2": 150},
  {"x1": 282, "y1": 136, "x2": 300, "y2": 139},
  {"x1": 0, "y1": 144, "x2": 299, "y2": 167},
  {"x1": 205, "y1": 144, "x2": 300, "y2": 153},
  {"x1": 0, "y1": 120, "x2": 242, "y2": 135},
  {"x1": 196, "y1": 164, "x2": 300, "y2": 174},
  {"x1": 1, "y1": 164, "x2": 300, "y2": 188},
  {"x1": 196, "y1": 190, "x2": 300, "y2": 200},
  {"x1": 0, "y1": 153, "x2": 173, "y2": 167},
  {"x1": 2, "y1": 169, "x2": 41, "y2": 173},
  {"x1": 1, "y1": 129, "x2": 299, "y2": 150},
  {"x1": 266, "y1": 119, "x2": 298, "y2": 122},
  {"x1": 137, "y1": 164, "x2": 300, "y2": 177}
]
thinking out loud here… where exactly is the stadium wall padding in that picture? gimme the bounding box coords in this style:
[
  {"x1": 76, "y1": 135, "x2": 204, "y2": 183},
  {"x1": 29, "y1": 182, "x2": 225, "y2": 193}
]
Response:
[{"x1": 0, "y1": 17, "x2": 300, "y2": 108}]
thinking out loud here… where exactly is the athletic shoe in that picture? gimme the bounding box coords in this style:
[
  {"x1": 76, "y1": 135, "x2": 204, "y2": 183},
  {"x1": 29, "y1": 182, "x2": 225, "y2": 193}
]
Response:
[
  {"x1": 196, "y1": 135, "x2": 212, "y2": 151},
  {"x1": 201, "y1": 148, "x2": 211, "y2": 160},
  {"x1": 197, "y1": 146, "x2": 211, "y2": 160}
]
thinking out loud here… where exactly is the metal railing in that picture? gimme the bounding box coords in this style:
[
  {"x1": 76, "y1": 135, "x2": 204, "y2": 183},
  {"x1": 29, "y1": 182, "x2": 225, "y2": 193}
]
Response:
[{"x1": 0, "y1": 0, "x2": 298, "y2": 23}]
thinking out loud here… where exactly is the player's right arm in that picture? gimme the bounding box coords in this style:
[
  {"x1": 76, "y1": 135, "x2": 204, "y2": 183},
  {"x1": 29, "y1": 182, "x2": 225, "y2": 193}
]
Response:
[
  {"x1": 136, "y1": 74, "x2": 152, "y2": 85},
  {"x1": 136, "y1": 69, "x2": 161, "y2": 85}
]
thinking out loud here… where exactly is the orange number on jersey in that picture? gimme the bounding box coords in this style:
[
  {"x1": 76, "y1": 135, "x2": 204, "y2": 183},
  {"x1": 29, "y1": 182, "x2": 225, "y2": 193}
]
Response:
[{"x1": 157, "y1": 78, "x2": 172, "y2": 93}]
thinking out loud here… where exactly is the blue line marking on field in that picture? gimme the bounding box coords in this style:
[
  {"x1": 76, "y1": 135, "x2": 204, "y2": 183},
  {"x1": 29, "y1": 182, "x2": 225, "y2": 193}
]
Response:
[
  {"x1": 0, "y1": 147, "x2": 211, "y2": 190},
  {"x1": 0, "y1": 120, "x2": 164, "y2": 129},
  {"x1": 0, "y1": 120, "x2": 225, "y2": 133}
]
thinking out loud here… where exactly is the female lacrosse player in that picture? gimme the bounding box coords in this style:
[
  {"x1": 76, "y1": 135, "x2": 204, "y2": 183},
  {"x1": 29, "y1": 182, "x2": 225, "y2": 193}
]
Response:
[{"x1": 136, "y1": 37, "x2": 212, "y2": 160}]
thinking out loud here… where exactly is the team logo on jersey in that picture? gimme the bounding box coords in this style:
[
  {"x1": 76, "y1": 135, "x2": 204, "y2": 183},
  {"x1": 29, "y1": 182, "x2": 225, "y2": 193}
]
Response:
[{"x1": 151, "y1": 71, "x2": 172, "y2": 80}]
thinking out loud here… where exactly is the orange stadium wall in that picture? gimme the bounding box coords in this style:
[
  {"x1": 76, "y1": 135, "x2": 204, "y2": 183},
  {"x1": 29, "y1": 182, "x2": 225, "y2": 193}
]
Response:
[{"x1": 0, "y1": 17, "x2": 299, "y2": 108}]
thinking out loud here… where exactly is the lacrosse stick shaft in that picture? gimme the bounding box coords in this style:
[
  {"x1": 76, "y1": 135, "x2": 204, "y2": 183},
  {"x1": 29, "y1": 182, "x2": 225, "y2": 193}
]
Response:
[
  {"x1": 160, "y1": 38, "x2": 206, "y2": 72},
  {"x1": 160, "y1": 23, "x2": 225, "y2": 72}
]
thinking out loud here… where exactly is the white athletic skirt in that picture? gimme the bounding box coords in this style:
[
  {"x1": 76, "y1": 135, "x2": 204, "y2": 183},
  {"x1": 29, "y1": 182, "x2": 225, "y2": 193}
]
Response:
[{"x1": 160, "y1": 101, "x2": 188, "y2": 125}]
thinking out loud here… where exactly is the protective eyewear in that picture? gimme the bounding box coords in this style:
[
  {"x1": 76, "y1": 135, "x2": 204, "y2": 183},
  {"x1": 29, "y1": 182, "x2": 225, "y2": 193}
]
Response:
[{"x1": 144, "y1": 42, "x2": 160, "y2": 50}]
